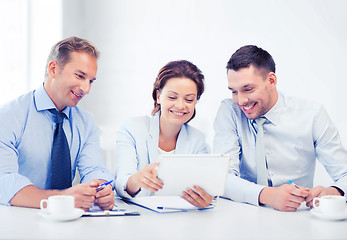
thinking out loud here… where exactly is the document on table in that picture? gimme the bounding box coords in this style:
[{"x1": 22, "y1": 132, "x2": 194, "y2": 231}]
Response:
[
  {"x1": 123, "y1": 196, "x2": 214, "y2": 213},
  {"x1": 82, "y1": 199, "x2": 140, "y2": 217},
  {"x1": 82, "y1": 210, "x2": 139, "y2": 217}
]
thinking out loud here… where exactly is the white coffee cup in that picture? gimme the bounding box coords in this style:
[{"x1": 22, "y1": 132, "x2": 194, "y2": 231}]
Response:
[
  {"x1": 40, "y1": 195, "x2": 75, "y2": 216},
  {"x1": 313, "y1": 195, "x2": 346, "y2": 215}
]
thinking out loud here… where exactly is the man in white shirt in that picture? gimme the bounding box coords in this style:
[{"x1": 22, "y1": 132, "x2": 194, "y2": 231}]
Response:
[{"x1": 213, "y1": 45, "x2": 347, "y2": 211}]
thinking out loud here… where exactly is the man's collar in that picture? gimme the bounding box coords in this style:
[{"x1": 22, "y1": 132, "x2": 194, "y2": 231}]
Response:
[
  {"x1": 249, "y1": 93, "x2": 283, "y2": 126},
  {"x1": 34, "y1": 84, "x2": 70, "y2": 118},
  {"x1": 262, "y1": 93, "x2": 284, "y2": 126}
]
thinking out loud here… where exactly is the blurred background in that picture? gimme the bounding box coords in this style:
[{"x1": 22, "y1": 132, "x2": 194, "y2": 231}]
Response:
[{"x1": 1, "y1": 0, "x2": 346, "y2": 186}]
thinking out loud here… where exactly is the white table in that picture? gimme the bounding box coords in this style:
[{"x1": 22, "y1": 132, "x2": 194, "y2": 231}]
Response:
[{"x1": 1, "y1": 198, "x2": 347, "y2": 240}]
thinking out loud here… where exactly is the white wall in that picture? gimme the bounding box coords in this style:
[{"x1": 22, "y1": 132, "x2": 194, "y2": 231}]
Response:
[
  {"x1": 27, "y1": 0, "x2": 63, "y2": 90},
  {"x1": 62, "y1": 0, "x2": 346, "y2": 185},
  {"x1": 0, "y1": 0, "x2": 28, "y2": 104},
  {"x1": 0, "y1": 0, "x2": 62, "y2": 104}
]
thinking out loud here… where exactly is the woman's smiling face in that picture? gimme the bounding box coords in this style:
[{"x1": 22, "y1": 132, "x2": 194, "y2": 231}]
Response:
[{"x1": 157, "y1": 77, "x2": 198, "y2": 126}]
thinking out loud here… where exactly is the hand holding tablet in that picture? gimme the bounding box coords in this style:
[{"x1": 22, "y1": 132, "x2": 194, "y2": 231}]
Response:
[{"x1": 182, "y1": 185, "x2": 215, "y2": 208}]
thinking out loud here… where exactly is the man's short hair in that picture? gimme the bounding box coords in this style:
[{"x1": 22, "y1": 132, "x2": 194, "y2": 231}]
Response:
[
  {"x1": 45, "y1": 36, "x2": 100, "y2": 78},
  {"x1": 226, "y1": 45, "x2": 276, "y2": 75}
]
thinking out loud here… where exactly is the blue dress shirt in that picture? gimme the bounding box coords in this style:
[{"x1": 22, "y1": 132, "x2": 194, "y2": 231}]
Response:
[
  {"x1": 213, "y1": 93, "x2": 347, "y2": 206},
  {"x1": 114, "y1": 112, "x2": 210, "y2": 198},
  {"x1": 0, "y1": 85, "x2": 114, "y2": 205}
]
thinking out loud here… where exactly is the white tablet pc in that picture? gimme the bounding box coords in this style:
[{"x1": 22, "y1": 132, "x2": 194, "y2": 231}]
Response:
[{"x1": 155, "y1": 154, "x2": 230, "y2": 196}]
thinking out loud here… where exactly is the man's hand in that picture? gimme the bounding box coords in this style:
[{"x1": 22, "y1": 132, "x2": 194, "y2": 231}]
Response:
[
  {"x1": 259, "y1": 184, "x2": 309, "y2": 212},
  {"x1": 9, "y1": 180, "x2": 115, "y2": 211},
  {"x1": 305, "y1": 186, "x2": 342, "y2": 208},
  {"x1": 182, "y1": 185, "x2": 214, "y2": 208},
  {"x1": 126, "y1": 163, "x2": 163, "y2": 196},
  {"x1": 62, "y1": 183, "x2": 97, "y2": 211},
  {"x1": 90, "y1": 179, "x2": 114, "y2": 210}
]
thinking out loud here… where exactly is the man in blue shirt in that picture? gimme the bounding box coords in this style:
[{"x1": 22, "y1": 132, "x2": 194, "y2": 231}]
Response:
[
  {"x1": 214, "y1": 45, "x2": 347, "y2": 211},
  {"x1": 0, "y1": 37, "x2": 114, "y2": 211}
]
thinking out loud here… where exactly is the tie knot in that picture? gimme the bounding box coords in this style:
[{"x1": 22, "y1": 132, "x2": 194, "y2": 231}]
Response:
[
  {"x1": 49, "y1": 109, "x2": 66, "y2": 124},
  {"x1": 255, "y1": 117, "x2": 266, "y2": 127}
]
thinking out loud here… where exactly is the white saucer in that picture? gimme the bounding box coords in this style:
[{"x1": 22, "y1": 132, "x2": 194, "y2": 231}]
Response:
[
  {"x1": 310, "y1": 208, "x2": 347, "y2": 221},
  {"x1": 39, "y1": 208, "x2": 85, "y2": 221}
]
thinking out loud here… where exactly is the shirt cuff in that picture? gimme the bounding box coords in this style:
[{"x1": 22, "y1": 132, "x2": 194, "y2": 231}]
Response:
[
  {"x1": 80, "y1": 168, "x2": 114, "y2": 185},
  {"x1": 115, "y1": 175, "x2": 133, "y2": 199},
  {"x1": 331, "y1": 186, "x2": 345, "y2": 196},
  {"x1": 223, "y1": 173, "x2": 266, "y2": 206}
]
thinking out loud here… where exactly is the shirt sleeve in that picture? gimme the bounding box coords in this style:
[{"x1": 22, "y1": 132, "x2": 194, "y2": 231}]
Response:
[
  {"x1": 114, "y1": 120, "x2": 139, "y2": 198},
  {"x1": 314, "y1": 106, "x2": 347, "y2": 195},
  {"x1": 0, "y1": 107, "x2": 34, "y2": 205},
  {"x1": 76, "y1": 115, "x2": 114, "y2": 186},
  {"x1": 213, "y1": 100, "x2": 264, "y2": 206}
]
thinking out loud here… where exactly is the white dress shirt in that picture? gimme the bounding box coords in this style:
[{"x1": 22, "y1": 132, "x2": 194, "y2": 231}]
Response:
[{"x1": 213, "y1": 93, "x2": 347, "y2": 206}]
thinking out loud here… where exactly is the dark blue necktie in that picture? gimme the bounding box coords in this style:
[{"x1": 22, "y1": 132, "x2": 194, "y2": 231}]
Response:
[{"x1": 49, "y1": 109, "x2": 72, "y2": 190}]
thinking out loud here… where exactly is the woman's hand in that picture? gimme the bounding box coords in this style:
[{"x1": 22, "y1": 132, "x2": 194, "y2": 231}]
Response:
[
  {"x1": 126, "y1": 163, "x2": 164, "y2": 196},
  {"x1": 182, "y1": 185, "x2": 214, "y2": 208}
]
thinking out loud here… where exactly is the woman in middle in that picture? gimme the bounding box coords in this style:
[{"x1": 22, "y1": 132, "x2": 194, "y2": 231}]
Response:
[{"x1": 114, "y1": 60, "x2": 213, "y2": 208}]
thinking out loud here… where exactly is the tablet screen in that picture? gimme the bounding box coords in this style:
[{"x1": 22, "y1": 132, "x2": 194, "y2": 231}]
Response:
[{"x1": 156, "y1": 154, "x2": 230, "y2": 196}]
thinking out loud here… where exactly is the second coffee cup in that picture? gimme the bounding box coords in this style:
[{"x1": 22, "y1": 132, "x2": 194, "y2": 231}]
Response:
[{"x1": 313, "y1": 195, "x2": 346, "y2": 216}]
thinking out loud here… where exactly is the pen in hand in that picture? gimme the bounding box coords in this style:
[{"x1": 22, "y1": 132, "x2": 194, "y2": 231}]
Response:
[
  {"x1": 288, "y1": 180, "x2": 299, "y2": 189},
  {"x1": 96, "y1": 180, "x2": 114, "y2": 192}
]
